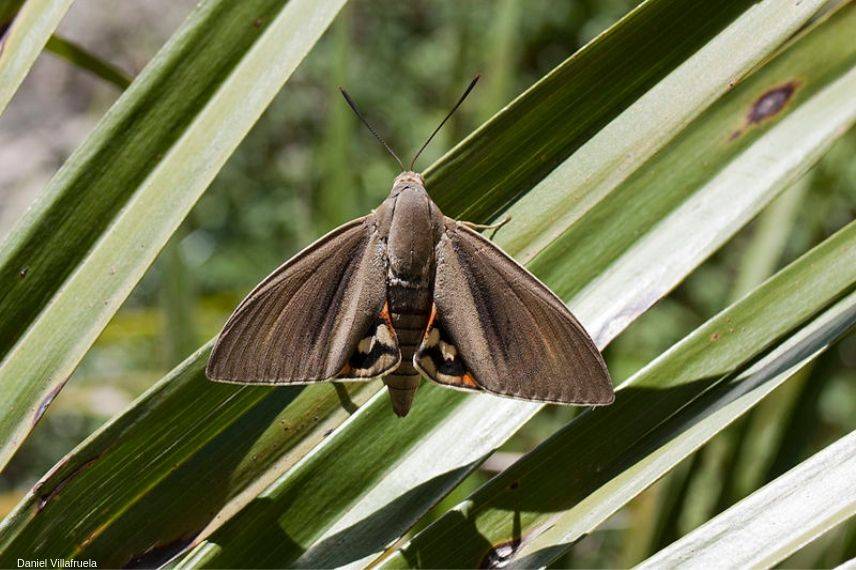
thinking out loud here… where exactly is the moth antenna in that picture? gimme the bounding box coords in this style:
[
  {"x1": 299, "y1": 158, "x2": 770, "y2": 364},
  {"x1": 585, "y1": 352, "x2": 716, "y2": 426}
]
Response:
[
  {"x1": 339, "y1": 87, "x2": 405, "y2": 171},
  {"x1": 409, "y1": 74, "x2": 480, "y2": 171}
]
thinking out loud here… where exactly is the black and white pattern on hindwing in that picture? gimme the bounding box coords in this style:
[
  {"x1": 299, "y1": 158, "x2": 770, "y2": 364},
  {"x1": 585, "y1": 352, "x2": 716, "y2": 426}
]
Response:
[
  {"x1": 340, "y1": 308, "x2": 400, "y2": 378},
  {"x1": 415, "y1": 310, "x2": 480, "y2": 391}
]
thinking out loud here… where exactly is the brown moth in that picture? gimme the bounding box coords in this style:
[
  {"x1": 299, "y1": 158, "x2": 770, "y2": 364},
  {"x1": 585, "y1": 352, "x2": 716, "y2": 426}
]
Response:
[{"x1": 206, "y1": 77, "x2": 614, "y2": 417}]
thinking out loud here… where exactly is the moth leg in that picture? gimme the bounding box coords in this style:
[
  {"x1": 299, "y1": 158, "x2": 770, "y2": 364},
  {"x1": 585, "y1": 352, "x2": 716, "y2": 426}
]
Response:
[{"x1": 458, "y1": 215, "x2": 511, "y2": 239}]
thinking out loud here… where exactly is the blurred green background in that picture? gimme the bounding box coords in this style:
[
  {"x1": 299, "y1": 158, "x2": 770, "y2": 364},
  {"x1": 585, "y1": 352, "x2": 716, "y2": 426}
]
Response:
[{"x1": 0, "y1": 0, "x2": 852, "y2": 566}]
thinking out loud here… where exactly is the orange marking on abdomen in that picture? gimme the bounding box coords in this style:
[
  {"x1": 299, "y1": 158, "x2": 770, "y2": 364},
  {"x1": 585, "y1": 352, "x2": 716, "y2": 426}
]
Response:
[
  {"x1": 379, "y1": 301, "x2": 398, "y2": 341},
  {"x1": 423, "y1": 303, "x2": 438, "y2": 339}
]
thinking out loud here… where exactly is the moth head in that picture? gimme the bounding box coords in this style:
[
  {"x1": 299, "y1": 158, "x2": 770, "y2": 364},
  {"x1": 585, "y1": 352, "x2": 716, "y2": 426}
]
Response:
[{"x1": 393, "y1": 171, "x2": 425, "y2": 189}]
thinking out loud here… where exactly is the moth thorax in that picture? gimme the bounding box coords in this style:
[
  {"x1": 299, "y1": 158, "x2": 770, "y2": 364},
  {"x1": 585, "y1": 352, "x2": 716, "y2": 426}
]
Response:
[{"x1": 387, "y1": 187, "x2": 435, "y2": 280}]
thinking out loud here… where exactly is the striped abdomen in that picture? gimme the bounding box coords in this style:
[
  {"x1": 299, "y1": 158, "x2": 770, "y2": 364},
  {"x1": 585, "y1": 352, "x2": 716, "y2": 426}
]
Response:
[{"x1": 385, "y1": 283, "x2": 432, "y2": 416}]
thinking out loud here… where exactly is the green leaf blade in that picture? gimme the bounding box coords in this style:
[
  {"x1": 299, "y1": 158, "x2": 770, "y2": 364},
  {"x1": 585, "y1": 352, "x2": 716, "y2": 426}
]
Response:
[
  {"x1": 1, "y1": 0, "x2": 848, "y2": 566},
  {"x1": 0, "y1": 0, "x2": 347, "y2": 470},
  {"x1": 0, "y1": 342, "x2": 380, "y2": 567},
  {"x1": 383, "y1": 177, "x2": 856, "y2": 568},
  {"x1": 45, "y1": 34, "x2": 132, "y2": 89},
  {"x1": 528, "y1": 3, "x2": 856, "y2": 307},
  {"x1": 178, "y1": 14, "x2": 856, "y2": 570},
  {"x1": 425, "y1": 0, "x2": 825, "y2": 225},
  {"x1": 382, "y1": 220, "x2": 856, "y2": 569},
  {"x1": 636, "y1": 431, "x2": 856, "y2": 570},
  {"x1": 0, "y1": 0, "x2": 73, "y2": 115}
]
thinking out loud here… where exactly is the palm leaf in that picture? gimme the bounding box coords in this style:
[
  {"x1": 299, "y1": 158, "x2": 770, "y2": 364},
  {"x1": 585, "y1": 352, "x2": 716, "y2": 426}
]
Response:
[
  {"x1": 0, "y1": 0, "x2": 347, "y2": 470},
  {"x1": 175, "y1": 5, "x2": 856, "y2": 569},
  {"x1": 636, "y1": 430, "x2": 856, "y2": 569},
  {"x1": 44, "y1": 34, "x2": 131, "y2": 89},
  {"x1": 0, "y1": 0, "x2": 73, "y2": 115},
  {"x1": 383, "y1": 213, "x2": 855, "y2": 567},
  {"x1": 0, "y1": 0, "x2": 849, "y2": 567}
]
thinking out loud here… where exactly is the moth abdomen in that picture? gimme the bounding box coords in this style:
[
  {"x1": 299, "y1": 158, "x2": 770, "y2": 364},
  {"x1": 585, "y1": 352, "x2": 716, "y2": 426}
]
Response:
[
  {"x1": 383, "y1": 372, "x2": 421, "y2": 417},
  {"x1": 383, "y1": 281, "x2": 432, "y2": 416},
  {"x1": 390, "y1": 313, "x2": 425, "y2": 382}
]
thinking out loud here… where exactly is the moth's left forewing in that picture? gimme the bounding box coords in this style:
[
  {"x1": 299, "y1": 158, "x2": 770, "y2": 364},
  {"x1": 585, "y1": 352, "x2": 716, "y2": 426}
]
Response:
[
  {"x1": 207, "y1": 215, "x2": 401, "y2": 384},
  {"x1": 417, "y1": 219, "x2": 614, "y2": 405}
]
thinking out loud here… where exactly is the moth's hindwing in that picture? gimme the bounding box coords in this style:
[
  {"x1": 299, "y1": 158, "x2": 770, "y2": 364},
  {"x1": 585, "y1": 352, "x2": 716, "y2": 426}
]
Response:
[
  {"x1": 339, "y1": 302, "x2": 401, "y2": 378},
  {"x1": 414, "y1": 305, "x2": 480, "y2": 392}
]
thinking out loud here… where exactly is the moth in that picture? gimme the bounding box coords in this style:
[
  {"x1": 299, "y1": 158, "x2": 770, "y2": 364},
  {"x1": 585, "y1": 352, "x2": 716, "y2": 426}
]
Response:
[{"x1": 206, "y1": 77, "x2": 614, "y2": 417}]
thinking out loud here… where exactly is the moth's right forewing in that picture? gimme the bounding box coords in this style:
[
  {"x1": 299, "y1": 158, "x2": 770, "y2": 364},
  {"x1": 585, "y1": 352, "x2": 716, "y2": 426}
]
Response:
[
  {"x1": 424, "y1": 221, "x2": 614, "y2": 405},
  {"x1": 206, "y1": 215, "x2": 397, "y2": 384}
]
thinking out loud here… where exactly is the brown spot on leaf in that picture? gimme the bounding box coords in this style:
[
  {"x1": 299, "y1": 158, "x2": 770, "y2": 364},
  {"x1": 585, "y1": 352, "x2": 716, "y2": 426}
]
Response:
[
  {"x1": 18, "y1": 266, "x2": 28, "y2": 278},
  {"x1": 253, "y1": 17, "x2": 263, "y2": 28},
  {"x1": 709, "y1": 332, "x2": 721, "y2": 342},
  {"x1": 37, "y1": 456, "x2": 100, "y2": 511},
  {"x1": 33, "y1": 381, "x2": 67, "y2": 426},
  {"x1": 748, "y1": 82, "x2": 799, "y2": 124},
  {"x1": 481, "y1": 539, "x2": 521, "y2": 569},
  {"x1": 124, "y1": 533, "x2": 198, "y2": 568},
  {"x1": 509, "y1": 481, "x2": 519, "y2": 490},
  {"x1": 729, "y1": 81, "x2": 801, "y2": 142}
]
